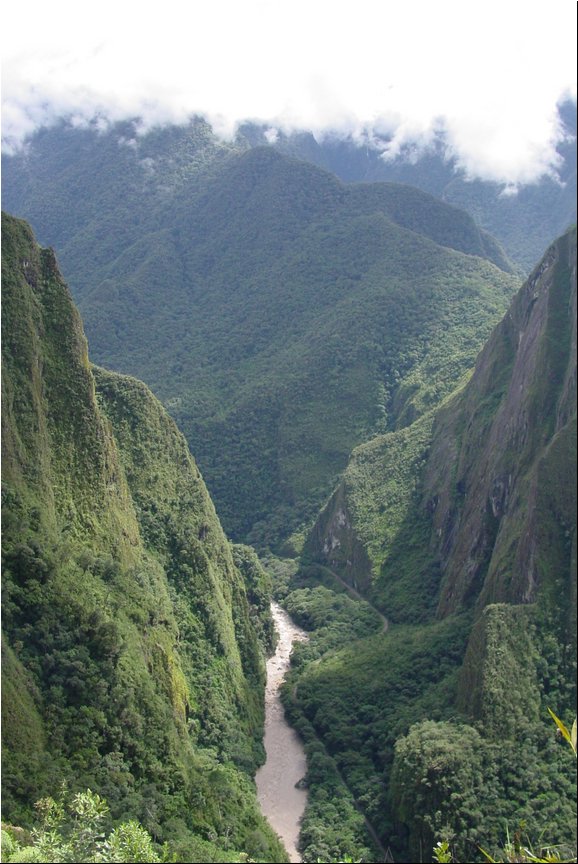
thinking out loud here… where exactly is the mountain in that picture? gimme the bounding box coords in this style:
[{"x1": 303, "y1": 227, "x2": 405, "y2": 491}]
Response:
[
  {"x1": 2, "y1": 123, "x2": 576, "y2": 861},
  {"x1": 289, "y1": 228, "x2": 577, "y2": 861},
  {"x1": 242, "y1": 98, "x2": 577, "y2": 273},
  {"x1": 309, "y1": 226, "x2": 576, "y2": 625},
  {"x1": 80, "y1": 147, "x2": 519, "y2": 550},
  {"x1": 1, "y1": 117, "x2": 239, "y2": 301},
  {"x1": 5, "y1": 104, "x2": 575, "y2": 278},
  {"x1": 0, "y1": 213, "x2": 287, "y2": 862},
  {"x1": 1, "y1": 132, "x2": 521, "y2": 549}
]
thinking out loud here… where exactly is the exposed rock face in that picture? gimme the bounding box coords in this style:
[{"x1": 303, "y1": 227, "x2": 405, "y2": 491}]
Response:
[
  {"x1": 427, "y1": 227, "x2": 576, "y2": 618},
  {"x1": 309, "y1": 228, "x2": 576, "y2": 628},
  {"x1": 306, "y1": 484, "x2": 373, "y2": 593}
]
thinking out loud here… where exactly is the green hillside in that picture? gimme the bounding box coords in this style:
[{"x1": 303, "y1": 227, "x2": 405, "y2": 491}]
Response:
[
  {"x1": 243, "y1": 98, "x2": 577, "y2": 272},
  {"x1": 0, "y1": 213, "x2": 287, "y2": 862},
  {"x1": 4, "y1": 103, "x2": 576, "y2": 279},
  {"x1": 86, "y1": 150, "x2": 519, "y2": 548},
  {"x1": 308, "y1": 228, "x2": 577, "y2": 619},
  {"x1": 0, "y1": 118, "x2": 239, "y2": 301},
  {"x1": 2, "y1": 125, "x2": 575, "y2": 863},
  {"x1": 1, "y1": 123, "x2": 521, "y2": 548},
  {"x1": 286, "y1": 229, "x2": 577, "y2": 862}
]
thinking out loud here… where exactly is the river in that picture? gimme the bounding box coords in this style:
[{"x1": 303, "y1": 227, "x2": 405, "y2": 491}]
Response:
[{"x1": 256, "y1": 602, "x2": 309, "y2": 864}]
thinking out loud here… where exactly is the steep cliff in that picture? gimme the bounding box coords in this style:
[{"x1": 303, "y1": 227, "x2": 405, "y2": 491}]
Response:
[
  {"x1": 1, "y1": 213, "x2": 286, "y2": 861},
  {"x1": 309, "y1": 227, "x2": 576, "y2": 628},
  {"x1": 426, "y1": 226, "x2": 576, "y2": 619},
  {"x1": 297, "y1": 228, "x2": 576, "y2": 861}
]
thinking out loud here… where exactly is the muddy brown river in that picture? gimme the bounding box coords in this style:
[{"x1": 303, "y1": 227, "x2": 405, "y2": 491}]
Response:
[{"x1": 256, "y1": 602, "x2": 309, "y2": 863}]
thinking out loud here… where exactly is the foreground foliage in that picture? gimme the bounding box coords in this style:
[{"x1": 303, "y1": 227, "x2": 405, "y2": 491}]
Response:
[{"x1": 1, "y1": 789, "x2": 160, "y2": 863}]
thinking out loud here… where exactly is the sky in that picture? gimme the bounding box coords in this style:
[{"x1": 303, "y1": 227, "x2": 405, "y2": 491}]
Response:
[{"x1": 1, "y1": 0, "x2": 576, "y2": 185}]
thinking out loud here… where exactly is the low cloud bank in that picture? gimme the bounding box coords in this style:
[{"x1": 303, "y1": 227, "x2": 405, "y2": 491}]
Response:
[{"x1": 2, "y1": 0, "x2": 576, "y2": 185}]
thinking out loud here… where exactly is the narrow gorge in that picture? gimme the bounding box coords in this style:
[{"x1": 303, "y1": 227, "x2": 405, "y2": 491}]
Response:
[{"x1": 256, "y1": 603, "x2": 309, "y2": 863}]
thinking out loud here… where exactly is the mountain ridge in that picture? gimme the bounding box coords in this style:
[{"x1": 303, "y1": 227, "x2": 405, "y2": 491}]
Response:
[
  {"x1": 5, "y1": 103, "x2": 574, "y2": 273},
  {"x1": 286, "y1": 226, "x2": 576, "y2": 862},
  {"x1": 16, "y1": 140, "x2": 518, "y2": 547},
  {"x1": 1, "y1": 212, "x2": 286, "y2": 862},
  {"x1": 307, "y1": 226, "x2": 576, "y2": 623},
  {"x1": 241, "y1": 98, "x2": 576, "y2": 271}
]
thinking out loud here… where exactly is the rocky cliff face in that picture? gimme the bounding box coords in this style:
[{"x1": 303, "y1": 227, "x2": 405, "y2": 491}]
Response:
[
  {"x1": 308, "y1": 228, "x2": 576, "y2": 629},
  {"x1": 300, "y1": 228, "x2": 576, "y2": 861},
  {"x1": 426, "y1": 226, "x2": 576, "y2": 618},
  {"x1": 0, "y1": 213, "x2": 285, "y2": 861}
]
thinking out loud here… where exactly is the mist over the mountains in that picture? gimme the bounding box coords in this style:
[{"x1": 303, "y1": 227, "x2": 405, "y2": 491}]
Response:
[
  {"x1": 2, "y1": 4, "x2": 577, "y2": 859},
  {"x1": 2, "y1": 0, "x2": 576, "y2": 186}
]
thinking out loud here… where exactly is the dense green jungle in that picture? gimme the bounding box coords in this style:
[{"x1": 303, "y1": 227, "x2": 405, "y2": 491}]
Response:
[
  {"x1": 1, "y1": 213, "x2": 287, "y2": 863},
  {"x1": 1, "y1": 113, "x2": 577, "y2": 864},
  {"x1": 2, "y1": 126, "x2": 520, "y2": 549},
  {"x1": 242, "y1": 98, "x2": 577, "y2": 273}
]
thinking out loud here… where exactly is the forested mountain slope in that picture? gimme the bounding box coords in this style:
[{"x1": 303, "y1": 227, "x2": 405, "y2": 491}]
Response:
[
  {"x1": 0, "y1": 213, "x2": 287, "y2": 862},
  {"x1": 1, "y1": 130, "x2": 520, "y2": 548},
  {"x1": 2, "y1": 114, "x2": 513, "y2": 281},
  {"x1": 1, "y1": 118, "x2": 239, "y2": 301},
  {"x1": 309, "y1": 226, "x2": 576, "y2": 625},
  {"x1": 243, "y1": 98, "x2": 577, "y2": 272},
  {"x1": 291, "y1": 228, "x2": 576, "y2": 861},
  {"x1": 80, "y1": 148, "x2": 519, "y2": 549},
  {"x1": 4, "y1": 103, "x2": 575, "y2": 278}
]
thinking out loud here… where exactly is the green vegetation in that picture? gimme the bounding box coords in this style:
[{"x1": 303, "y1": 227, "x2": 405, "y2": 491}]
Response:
[
  {"x1": 429, "y1": 712, "x2": 578, "y2": 864},
  {"x1": 232, "y1": 544, "x2": 277, "y2": 655},
  {"x1": 5, "y1": 104, "x2": 575, "y2": 284},
  {"x1": 81, "y1": 163, "x2": 519, "y2": 549},
  {"x1": 2, "y1": 132, "x2": 576, "y2": 864},
  {"x1": 283, "y1": 230, "x2": 576, "y2": 861},
  {"x1": 309, "y1": 229, "x2": 577, "y2": 622},
  {"x1": 1, "y1": 788, "x2": 160, "y2": 863},
  {"x1": 1, "y1": 213, "x2": 287, "y2": 863},
  {"x1": 305, "y1": 409, "x2": 440, "y2": 621},
  {"x1": 249, "y1": 97, "x2": 576, "y2": 273},
  {"x1": 276, "y1": 565, "x2": 576, "y2": 862},
  {"x1": 422, "y1": 227, "x2": 577, "y2": 617},
  {"x1": 1, "y1": 125, "x2": 521, "y2": 548},
  {"x1": 1, "y1": 785, "x2": 296, "y2": 862},
  {"x1": 274, "y1": 572, "x2": 385, "y2": 863}
]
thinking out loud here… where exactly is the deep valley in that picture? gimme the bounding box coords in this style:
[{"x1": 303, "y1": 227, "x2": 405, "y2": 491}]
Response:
[{"x1": 1, "y1": 113, "x2": 576, "y2": 864}]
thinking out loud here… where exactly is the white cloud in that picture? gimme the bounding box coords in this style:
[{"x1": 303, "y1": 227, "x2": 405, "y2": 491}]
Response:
[
  {"x1": 264, "y1": 127, "x2": 280, "y2": 144},
  {"x1": 1, "y1": 0, "x2": 576, "y2": 183}
]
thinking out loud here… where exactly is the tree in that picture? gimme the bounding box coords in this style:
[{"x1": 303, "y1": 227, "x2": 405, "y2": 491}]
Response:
[{"x1": 1, "y1": 789, "x2": 160, "y2": 863}]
